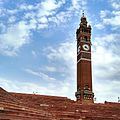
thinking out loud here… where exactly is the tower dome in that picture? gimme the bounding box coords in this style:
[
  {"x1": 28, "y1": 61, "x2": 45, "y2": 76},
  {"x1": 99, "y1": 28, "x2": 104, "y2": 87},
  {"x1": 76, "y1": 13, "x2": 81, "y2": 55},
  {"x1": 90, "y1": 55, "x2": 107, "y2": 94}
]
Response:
[{"x1": 80, "y1": 11, "x2": 87, "y2": 25}]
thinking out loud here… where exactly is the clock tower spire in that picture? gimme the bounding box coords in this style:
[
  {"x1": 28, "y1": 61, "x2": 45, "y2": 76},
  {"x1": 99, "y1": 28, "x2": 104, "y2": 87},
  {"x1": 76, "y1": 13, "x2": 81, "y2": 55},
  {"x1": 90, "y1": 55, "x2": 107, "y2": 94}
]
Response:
[{"x1": 75, "y1": 13, "x2": 94, "y2": 103}]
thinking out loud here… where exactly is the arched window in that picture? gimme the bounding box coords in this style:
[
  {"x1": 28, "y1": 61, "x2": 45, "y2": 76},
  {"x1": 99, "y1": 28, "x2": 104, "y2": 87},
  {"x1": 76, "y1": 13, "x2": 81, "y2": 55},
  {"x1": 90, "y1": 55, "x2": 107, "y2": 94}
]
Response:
[{"x1": 84, "y1": 36, "x2": 87, "y2": 41}]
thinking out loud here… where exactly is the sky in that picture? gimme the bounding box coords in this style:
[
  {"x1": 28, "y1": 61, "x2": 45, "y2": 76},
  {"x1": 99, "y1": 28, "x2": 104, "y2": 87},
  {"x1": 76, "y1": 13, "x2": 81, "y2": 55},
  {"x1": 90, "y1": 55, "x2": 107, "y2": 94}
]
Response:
[{"x1": 0, "y1": 0, "x2": 120, "y2": 103}]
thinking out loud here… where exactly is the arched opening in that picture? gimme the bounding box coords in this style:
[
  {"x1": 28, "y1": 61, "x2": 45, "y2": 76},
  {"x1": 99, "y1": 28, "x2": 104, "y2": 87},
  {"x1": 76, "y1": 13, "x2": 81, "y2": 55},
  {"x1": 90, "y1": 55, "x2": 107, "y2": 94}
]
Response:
[{"x1": 84, "y1": 36, "x2": 87, "y2": 41}]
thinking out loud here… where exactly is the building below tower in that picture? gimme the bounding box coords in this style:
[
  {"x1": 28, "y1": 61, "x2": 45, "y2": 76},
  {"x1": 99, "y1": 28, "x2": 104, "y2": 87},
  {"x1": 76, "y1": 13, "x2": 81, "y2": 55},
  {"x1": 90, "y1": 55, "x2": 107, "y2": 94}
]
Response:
[{"x1": 0, "y1": 87, "x2": 120, "y2": 120}]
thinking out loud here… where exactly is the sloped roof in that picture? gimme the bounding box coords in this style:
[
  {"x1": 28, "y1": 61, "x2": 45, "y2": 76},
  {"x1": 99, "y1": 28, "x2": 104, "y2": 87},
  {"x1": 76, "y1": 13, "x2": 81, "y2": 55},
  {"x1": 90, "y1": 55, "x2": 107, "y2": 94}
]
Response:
[
  {"x1": 0, "y1": 87, "x2": 120, "y2": 120},
  {"x1": 0, "y1": 87, "x2": 56, "y2": 120}
]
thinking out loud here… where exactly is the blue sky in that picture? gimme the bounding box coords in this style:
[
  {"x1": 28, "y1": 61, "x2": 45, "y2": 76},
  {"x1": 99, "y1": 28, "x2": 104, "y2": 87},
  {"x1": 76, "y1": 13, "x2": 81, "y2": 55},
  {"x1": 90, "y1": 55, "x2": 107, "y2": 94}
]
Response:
[{"x1": 0, "y1": 0, "x2": 120, "y2": 103}]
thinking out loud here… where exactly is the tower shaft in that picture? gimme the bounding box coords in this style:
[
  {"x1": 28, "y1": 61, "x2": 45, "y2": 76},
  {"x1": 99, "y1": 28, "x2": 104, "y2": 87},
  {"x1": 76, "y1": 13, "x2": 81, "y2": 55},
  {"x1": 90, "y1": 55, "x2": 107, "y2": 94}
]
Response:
[{"x1": 75, "y1": 14, "x2": 94, "y2": 103}]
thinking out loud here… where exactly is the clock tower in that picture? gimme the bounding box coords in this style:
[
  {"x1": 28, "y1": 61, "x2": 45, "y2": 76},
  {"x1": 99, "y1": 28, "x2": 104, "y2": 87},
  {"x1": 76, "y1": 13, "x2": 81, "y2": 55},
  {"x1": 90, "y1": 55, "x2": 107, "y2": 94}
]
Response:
[{"x1": 75, "y1": 13, "x2": 94, "y2": 103}]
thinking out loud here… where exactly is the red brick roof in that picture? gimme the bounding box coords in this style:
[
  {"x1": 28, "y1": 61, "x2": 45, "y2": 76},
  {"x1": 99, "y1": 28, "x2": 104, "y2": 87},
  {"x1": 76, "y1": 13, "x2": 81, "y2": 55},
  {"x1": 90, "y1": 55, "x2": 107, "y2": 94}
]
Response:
[{"x1": 0, "y1": 87, "x2": 120, "y2": 120}]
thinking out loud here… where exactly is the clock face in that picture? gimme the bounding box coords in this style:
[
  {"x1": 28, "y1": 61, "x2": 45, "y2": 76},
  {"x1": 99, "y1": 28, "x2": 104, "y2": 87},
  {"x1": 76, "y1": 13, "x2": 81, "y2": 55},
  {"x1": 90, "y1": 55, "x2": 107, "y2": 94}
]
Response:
[
  {"x1": 82, "y1": 44, "x2": 90, "y2": 51},
  {"x1": 77, "y1": 45, "x2": 80, "y2": 53}
]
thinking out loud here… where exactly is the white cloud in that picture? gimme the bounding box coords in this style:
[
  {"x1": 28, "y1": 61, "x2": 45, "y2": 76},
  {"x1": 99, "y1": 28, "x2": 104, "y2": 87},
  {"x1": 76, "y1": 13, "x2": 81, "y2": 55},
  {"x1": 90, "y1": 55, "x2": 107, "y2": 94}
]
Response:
[
  {"x1": 95, "y1": 9, "x2": 120, "y2": 30},
  {"x1": 94, "y1": 80, "x2": 120, "y2": 103},
  {"x1": 19, "y1": 4, "x2": 36, "y2": 11},
  {"x1": 48, "y1": 16, "x2": 59, "y2": 25},
  {"x1": 0, "y1": 0, "x2": 88, "y2": 36},
  {"x1": 17, "y1": 0, "x2": 87, "y2": 30},
  {"x1": 7, "y1": 9, "x2": 18, "y2": 15},
  {"x1": 0, "y1": 0, "x2": 88, "y2": 57},
  {"x1": 110, "y1": 0, "x2": 120, "y2": 10},
  {"x1": 93, "y1": 33, "x2": 120, "y2": 46},
  {"x1": 43, "y1": 40, "x2": 76, "y2": 99},
  {"x1": 94, "y1": 23, "x2": 105, "y2": 29},
  {"x1": 93, "y1": 46, "x2": 114, "y2": 65},
  {"x1": 41, "y1": 0, "x2": 62, "y2": 11},
  {"x1": 38, "y1": 24, "x2": 48, "y2": 29},
  {"x1": 0, "y1": 23, "x2": 6, "y2": 33},
  {"x1": 100, "y1": 10, "x2": 110, "y2": 18},
  {"x1": 0, "y1": 21, "x2": 30, "y2": 56},
  {"x1": 1, "y1": 0, "x2": 119, "y2": 103},
  {"x1": 24, "y1": 12, "x2": 36, "y2": 19},
  {"x1": 0, "y1": 76, "x2": 74, "y2": 99},
  {"x1": 45, "y1": 41, "x2": 76, "y2": 64},
  {"x1": 71, "y1": 0, "x2": 87, "y2": 10},
  {"x1": 93, "y1": 33, "x2": 120, "y2": 68},
  {"x1": 103, "y1": 14, "x2": 120, "y2": 26},
  {"x1": 112, "y1": 3, "x2": 120, "y2": 10},
  {"x1": 45, "y1": 66, "x2": 57, "y2": 72},
  {"x1": 8, "y1": 16, "x2": 16, "y2": 23},
  {"x1": 91, "y1": 3, "x2": 120, "y2": 101},
  {"x1": 72, "y1": 0, "x2": 80, "y2": 9},
  {"x1": 0, "y1": 77, "x2": 55, "y2": 95},
  {"x1": 44, "y1": 41, "x2": 77, "y2": 81},
  {"x1": 29, "y1": 19, "x2": 37, "y2": 29},
  {"x1": 92, "y1": 33, "x2": 120, "y2": 102},
  {"x1": 32, "y1": 50, "x2": 37, "y2": 57},
  {"x1": 56, "y1": 11, "x2": 72, "y2": 24},
  {"x1": 35, "y1": 0, "x2": 64, "y2": 19},
  {"x1": 39, "y1": 17, "x2": 48, "y2": 24},
  {"x1": 25, "y1": 68, "x2": 56, "y2": 81}
]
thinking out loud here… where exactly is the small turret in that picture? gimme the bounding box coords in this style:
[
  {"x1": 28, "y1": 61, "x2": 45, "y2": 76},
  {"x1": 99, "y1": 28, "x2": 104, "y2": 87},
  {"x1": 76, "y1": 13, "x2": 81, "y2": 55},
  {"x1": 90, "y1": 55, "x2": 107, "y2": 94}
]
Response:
[{"x1": 80, "y1": 11, "x2": 87, "y2": 26}]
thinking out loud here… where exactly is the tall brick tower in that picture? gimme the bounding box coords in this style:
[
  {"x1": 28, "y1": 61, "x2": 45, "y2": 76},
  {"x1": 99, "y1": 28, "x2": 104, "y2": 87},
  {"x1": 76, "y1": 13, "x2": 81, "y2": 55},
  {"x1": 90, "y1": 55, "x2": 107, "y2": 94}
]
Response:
[{"x1": 75, "y1": 12, "x2": 94, "y2": 103}]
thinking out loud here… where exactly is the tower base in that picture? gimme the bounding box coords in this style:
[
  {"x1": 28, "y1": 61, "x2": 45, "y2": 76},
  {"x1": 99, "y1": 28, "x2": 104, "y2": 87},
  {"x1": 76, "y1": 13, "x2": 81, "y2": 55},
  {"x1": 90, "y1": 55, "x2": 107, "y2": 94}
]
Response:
[{"x1": 75, "y1": 87, "x2": 94, "y2": 104}]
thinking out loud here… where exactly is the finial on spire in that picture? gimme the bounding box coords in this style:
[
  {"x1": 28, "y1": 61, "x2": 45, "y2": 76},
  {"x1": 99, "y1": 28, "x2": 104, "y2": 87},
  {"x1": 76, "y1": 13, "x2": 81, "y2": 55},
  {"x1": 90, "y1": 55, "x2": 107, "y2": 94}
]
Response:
[{"x1": 82, "y1": 10, "x2": 84, "y2": 17}]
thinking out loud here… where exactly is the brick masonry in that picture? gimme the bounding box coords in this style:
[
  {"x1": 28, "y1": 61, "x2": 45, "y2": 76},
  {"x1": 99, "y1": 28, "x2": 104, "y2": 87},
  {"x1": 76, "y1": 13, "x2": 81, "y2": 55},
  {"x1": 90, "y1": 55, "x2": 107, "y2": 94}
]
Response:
[{"x1": 0, "y1": 87, "x2": 120, "y2": 120}]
